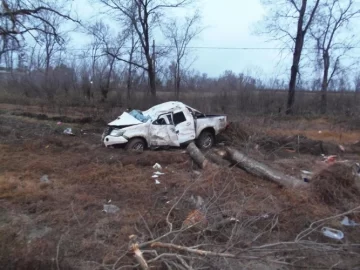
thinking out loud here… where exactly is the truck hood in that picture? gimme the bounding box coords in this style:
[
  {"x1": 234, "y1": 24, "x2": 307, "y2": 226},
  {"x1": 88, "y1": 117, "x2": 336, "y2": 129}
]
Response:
[{"x1": 108, "y1": 112, "x2": 143, "y2": 126}]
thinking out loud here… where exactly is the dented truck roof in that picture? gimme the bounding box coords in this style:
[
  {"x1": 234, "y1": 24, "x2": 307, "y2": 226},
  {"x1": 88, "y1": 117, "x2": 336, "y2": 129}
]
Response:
[{"x1": 108, "y1": 101, "x2": 198, "y2": 126}]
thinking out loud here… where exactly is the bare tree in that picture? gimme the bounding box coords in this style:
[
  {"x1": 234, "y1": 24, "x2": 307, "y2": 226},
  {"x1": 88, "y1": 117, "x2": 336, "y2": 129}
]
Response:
[
  {"x1": 310, "y1": 0, "x2": 360, "y2": 114},
  {"x1": 125, "y1": 25, "x2": 139, "y2": 100},
  {"x1": 96, "y1": 0, "x2": 191, "y2": 98},
  {"x1": 355, "y1": 73, "x2": 360, "y2": 92},
  {"x1": 0, "y1": 0, "x2": 77, "y2": 58},
  {"x1": 259, "y1": 0, "x2": 320, "y2": 114},
  {"x1": 164, "y1": 11, "x2": 202, "y2": 99},
  {"x1": 87, "y1": 21, "x2": 127, "y2": 101},
  {"x1": 36, "y1": 10, "x2": 69, "y2": 99}
]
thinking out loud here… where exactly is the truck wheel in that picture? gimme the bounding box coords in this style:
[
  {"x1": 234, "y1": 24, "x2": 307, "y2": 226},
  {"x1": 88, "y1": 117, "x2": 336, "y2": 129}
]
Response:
[
  {"x1": 196, "y1": 131, "x2": 214, "y2": 150},
  {"x1": 125, "y1": 138, "x2": 146, "y2": 151}
]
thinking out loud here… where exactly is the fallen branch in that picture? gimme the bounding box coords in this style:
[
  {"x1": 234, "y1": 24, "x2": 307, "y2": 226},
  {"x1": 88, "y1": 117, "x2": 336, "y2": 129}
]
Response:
[
  {"x1": 129, "y1": 235, "x2": 149, "y2": 270},
  {"x1": 225, "y1": 147, "x2": 306, "y2": 188},
  {"x1": 150, "y1": 242, "x2": 257, "y2": 259}
]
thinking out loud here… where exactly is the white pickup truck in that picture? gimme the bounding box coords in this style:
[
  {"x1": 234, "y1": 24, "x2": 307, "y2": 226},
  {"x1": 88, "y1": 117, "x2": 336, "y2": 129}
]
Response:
[{"x1": 102, "y1": 101, "x2": 228, "y2": 151}]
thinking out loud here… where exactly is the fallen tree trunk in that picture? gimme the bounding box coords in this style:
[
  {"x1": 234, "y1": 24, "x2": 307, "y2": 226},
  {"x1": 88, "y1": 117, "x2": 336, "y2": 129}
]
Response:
[
  {"x1": 206, "y1": 150, "x2": 231, "y2": 167},
  {"x1": 226, "y1": 147, "x2": 306, "y2": 188},
  {"x1": 187, "y1": 142, "x2": 209, "y2": 169}
]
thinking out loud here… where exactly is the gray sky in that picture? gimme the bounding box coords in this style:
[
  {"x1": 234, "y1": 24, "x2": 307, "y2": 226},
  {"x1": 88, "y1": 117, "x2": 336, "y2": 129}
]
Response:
[{"x1": 69, "y1": 0, "x2": 288, "y2": 79}]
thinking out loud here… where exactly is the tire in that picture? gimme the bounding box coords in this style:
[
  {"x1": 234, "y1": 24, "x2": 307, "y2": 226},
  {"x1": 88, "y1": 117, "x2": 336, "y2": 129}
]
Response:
[
  {"x1": 125, "y1": 138, "x2": 146, "y2": 151},
  {"x1": 196, "y1": 131, "x2": 215, "y2": 150}
]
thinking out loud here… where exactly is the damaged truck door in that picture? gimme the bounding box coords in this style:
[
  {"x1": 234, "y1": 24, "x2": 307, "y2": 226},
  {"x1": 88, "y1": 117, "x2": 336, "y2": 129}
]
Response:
[
  {"x1": 149, "y1": 113, "x2": 180, "y2": 147},
  {"x1": 173, "y1": 110, "x2": 196, "y2": 144}
]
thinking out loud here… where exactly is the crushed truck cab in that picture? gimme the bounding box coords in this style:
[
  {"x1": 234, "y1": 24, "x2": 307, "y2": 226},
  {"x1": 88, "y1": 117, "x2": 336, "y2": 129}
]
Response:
[{"x1": 102, "y1": 101, "x2": 227, "y2": 150}]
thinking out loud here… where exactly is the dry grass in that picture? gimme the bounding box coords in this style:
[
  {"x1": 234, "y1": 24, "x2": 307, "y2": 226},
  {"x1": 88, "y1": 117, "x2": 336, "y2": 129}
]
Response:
[
  {"x1": 1, "y1": 106, "x2": 360, "y2": 269},
  {"x1": 268, "y1": 128, "x2": 360, "y2": 144},
  {"x1": 311, "y1": 162, "x2": 360, "y2": 209}
]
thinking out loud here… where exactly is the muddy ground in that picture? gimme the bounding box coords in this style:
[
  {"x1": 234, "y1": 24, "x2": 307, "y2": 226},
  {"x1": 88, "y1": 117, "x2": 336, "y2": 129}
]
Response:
[{"x1": 0, "y1": 107, "x2": 360, "y2": 270}]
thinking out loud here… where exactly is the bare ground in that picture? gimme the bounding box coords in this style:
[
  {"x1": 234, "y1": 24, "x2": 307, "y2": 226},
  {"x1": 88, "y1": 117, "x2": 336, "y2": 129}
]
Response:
[{"x1": 0, "y1": 107, "x2": 360, "y2": 269}]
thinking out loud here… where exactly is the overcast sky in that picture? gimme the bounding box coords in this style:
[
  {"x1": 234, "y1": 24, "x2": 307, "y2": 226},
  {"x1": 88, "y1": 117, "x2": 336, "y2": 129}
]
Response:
[{"x1": 67, "y1": 0, "x2": 292, "y2": 79}]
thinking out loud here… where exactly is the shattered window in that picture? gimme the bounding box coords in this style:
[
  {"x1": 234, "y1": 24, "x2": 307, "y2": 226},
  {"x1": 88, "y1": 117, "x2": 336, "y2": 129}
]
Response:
[
  {"x1": 166, "y1": 115, "x2": 174, "y2": 125},
  {"x1": 173, "y1": 112, "x2": 186, "y2": 125}
]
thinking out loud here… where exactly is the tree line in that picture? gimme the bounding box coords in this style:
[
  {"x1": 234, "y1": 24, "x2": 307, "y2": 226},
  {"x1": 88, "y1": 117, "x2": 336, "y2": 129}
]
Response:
[{"x1": 1, "y1": 0, "x2": 359, "y2": 114}]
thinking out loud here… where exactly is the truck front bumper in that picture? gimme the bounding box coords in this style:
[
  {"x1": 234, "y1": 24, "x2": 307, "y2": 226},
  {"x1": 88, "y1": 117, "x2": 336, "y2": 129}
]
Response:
[{"x1": 103, "y1": 135, "x2": 129, "y2": 147}]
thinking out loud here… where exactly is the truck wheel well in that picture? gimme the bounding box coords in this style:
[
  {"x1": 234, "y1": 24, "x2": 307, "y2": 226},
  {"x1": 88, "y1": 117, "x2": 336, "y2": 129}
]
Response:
[{"x1": 200, "y1": 127, "x2": 215, "y2": 136}]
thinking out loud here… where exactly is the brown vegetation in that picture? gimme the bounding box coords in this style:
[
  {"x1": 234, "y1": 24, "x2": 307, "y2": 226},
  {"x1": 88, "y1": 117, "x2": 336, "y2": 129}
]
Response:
[{"x1": 0, "y1": 107, "x2": 360, "y2": 269}]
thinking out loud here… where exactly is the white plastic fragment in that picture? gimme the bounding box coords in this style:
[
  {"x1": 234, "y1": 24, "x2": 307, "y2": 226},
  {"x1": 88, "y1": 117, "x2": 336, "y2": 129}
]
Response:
[
  {"x1": 300, "y1": 170, "x2": 313, "y2": 182},
  {"x1": 63, "y1": 128, "x2": 74, "y2": 135},
  {"x1": 321, "y1": 227, "x2": 344, "y2": 240},
  {"x1": 341, "y1": 216, "x2": 360, "y2": 227},
  {"x1": 40, "y1": 175, "x2": 50, "y2": 183},
  {"x1": 153, "y1": 163, "x2": 162, "y2": 170},
  {"x1": 356, "y1": 163, "x2": 360, "y2": 176},
  {"x1": 152, "y1": 175, "x2": 159, "y2": 178},
  {"x1": 103, "y1": 204, "x2": 120, "y2": 214},
  {"x1": 155, "y1": 179, "x2": 161, "y2": 184},
  {"x1": 154, "y1": 171, "x2": 165, "y2": 175}
]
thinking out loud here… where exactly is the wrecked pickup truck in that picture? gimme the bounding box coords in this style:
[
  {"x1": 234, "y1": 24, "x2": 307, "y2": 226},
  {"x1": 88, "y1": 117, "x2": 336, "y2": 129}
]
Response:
[{"x1": 102, "y1": 101, "x2": 227, "y2": 151}]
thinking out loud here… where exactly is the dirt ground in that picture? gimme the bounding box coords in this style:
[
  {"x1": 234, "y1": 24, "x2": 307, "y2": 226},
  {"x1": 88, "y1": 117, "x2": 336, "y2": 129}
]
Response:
[{"x1": 0, "y1": 106, "x2": 360, "y2": 270}]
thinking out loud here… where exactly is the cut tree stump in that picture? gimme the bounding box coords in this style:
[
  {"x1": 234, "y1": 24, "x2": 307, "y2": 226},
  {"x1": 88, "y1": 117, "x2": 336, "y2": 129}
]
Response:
[{"x1": 226, "y1": 147, "x2": 306, "y2": 188}]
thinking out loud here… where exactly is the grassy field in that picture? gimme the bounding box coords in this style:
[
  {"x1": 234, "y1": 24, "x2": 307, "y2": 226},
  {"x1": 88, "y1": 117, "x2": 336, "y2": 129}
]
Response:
[{"x1": 0, "y1": 104, "x2": 360, "y2": 269}]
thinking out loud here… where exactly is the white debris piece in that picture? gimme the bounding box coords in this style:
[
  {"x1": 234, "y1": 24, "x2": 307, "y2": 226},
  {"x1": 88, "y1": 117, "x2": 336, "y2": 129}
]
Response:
[
  {"x1": 103, "y1": 204, "x2": 120, "y2": 214},
  {"x1": 153, "y1": 163, "x2": 162, "y2": 170},
  {"x1": 152, "y1": 175, "x2": 159, "y2": 178},
  {"x1": 63, "y1": 128, "x2": 75, "y2": 135},
  {"x1": 154, "y1": 171, "x2": 165, "y2": 175},
  {"x1": 321, "y1": 227, "x2": 344, "y2": 240},
  {"x1": 341, "y1": 216, "x2": 360, "y2": 227},
  {"x1": 155, "y1": 179, "x2": 161, "y2": 184},
  {"x1": 300, "y1": 170, "x2": 313, "y2": 182},
  {"x1": 40, "y1": 174, "x2": 50, "y2": 183}
]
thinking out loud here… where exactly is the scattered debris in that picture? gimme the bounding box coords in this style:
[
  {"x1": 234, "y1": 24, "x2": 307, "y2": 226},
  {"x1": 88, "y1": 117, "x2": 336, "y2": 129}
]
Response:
[
  {"x1": 40, "y1": 174, "x2": 50, "y2": 183},
  {"x1": 155, "y1": 179, "x2": 161, "y2": 185},
  {"x1": 103, "y1": 204, "x2": 120, "y2": 214},
  {"x1": 151, "y1": 175, "x2": 159, "y2": 178},
  {"x1": 300, "y1": 170, "x2": 313, "y2": 183},
  {"x1": 324, "y1": 155, "x2": 337, "y2": 164},
  {"x1": 356, "y1": 163, "x2": 360, "y2": 176},
  {"x1": 341, "y1": 216, "x2": 360, "y2": 227},
  {"x1": 63, "y1": 128, "x2": 75, "y2": 136},
  {"x1": 154, "y1": 171, "x2": 165, "y2": 175},
  {"x1": 190, "y1": 195, "x2": 205, "y2": 209},
  {"x1": 339, "y1": 145, "x2": 345, "y2": 152},
  {"x1": 321, "y1": 227, "x2": 344, "y2": 240},
  {"x1": 153, "y1": 163, "x2": 162, "y2": 170},
  {"x1": 57, "y1": 121, "x2": 62, "y2": 125}
]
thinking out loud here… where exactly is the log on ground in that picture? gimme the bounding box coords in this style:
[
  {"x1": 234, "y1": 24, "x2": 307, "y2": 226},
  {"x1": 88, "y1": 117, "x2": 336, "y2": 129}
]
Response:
[{"x1": 226, "y1": 147, "x2": 306, "y2": 188}]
